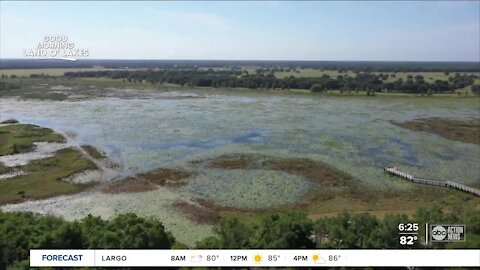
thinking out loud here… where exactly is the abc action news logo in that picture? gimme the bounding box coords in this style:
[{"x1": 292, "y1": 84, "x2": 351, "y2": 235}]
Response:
[{"x1": 430, "y1": 225, "x2": 466, "y2": 242}]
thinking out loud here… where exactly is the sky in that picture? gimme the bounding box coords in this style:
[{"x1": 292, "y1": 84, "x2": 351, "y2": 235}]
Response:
[{"x1": 1, "y1": 1, "x2": 479, "y2": 61}]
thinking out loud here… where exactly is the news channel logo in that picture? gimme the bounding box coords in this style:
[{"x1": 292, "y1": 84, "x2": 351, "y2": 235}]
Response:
[{"x1": 430, "y1": 224, "x2": 465, "y2": 242}]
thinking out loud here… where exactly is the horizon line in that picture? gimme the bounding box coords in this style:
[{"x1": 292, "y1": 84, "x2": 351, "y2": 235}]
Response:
[{"x1": 1, "y1": 58, "x2": 479, "y2": 63}]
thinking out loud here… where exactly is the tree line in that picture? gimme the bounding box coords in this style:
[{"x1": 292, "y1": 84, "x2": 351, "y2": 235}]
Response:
[
  {"x1": 63, "y1": 69, "x2": 478, "y2": 95},
  {"x1": 3, "y1": 59, "x2": 479, "y2": 72},
  {"x1": 2, "y1": 203, "x2": 478, "y2": 269},
  {"x1": 196, "y1": 204, "x2": 479, "y2": 249},
  {"x1": 0, "y1": 212, "x2": 174, "y2": 269}
]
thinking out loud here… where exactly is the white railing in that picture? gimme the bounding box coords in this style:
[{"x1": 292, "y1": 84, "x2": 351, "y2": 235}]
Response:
[{"x1": 384, "y1": 167, "x2": 480, "y2": 197}]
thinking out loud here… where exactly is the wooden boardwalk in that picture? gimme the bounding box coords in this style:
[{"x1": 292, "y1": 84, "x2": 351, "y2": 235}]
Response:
[{"x1": 384, "y1": 167, "x2": 480, "y2": 197}]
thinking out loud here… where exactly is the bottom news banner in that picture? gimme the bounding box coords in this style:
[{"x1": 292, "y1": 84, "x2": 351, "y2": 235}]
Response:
[{"x1": 30, "y1": 250, "x2": 480, "y2": 267}]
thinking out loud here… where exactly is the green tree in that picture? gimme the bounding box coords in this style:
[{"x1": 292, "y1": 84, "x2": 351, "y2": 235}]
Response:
[
  {"x1": 312, "y1": 217, "x2": 331, "y2": 247},
  {"x1": 253, "y1": 212, "x2": 314, "y2": 248},
  {"x1": 98, "y1": 214, "x2": 174, "y2": 249},
  {"x1": 196, "y1": 218, "x2": 253, "y2": 249},
  {"x1": 367, "y1": 214, "x2": 413, "y2": 248},
  {"x1": 471, "y1": 84, "x2": 480, "y2": 96},
  {"x1": 310, "y1": 84, "x2": 326, "y2": 93},
  {"x1": 216, "y1": 218, "x2": 252, "y2": 248}
]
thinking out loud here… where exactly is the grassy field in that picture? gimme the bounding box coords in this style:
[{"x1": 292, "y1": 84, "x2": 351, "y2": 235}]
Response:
[
  {"x1": 1, "y1": 67, "x2": 479, "y2": 94},
  {"x1": 0, "y1": 76, "x2": 184, "y2": 101},
  {"x1": 0, "y1": 67, "x2": 125, "y2": 77},
  {"x1": 0, "y1": 73, "x2": 478, "y2": 106},
  {"x1": 80, "y1": 145, "x2": 105, "y2": 159},
  {"x1": 379, "y1": 71, "x2": 480, "y2": 83},
  {"x1": 0, "y1": 124, "x2": 66, "y2": 155},
  {"x1": 1, "y1": 76, "x2": 183, "y2": 89},
  {"x1": 0, "y1": 124, "x2": 98, "y2": 204},
  {"x1": 0, "y1": 162, "x2": 11, "y2": 174},
  {"x1": 289, "y1": 88, "x2": 476, "y2": 97},
  {"x1": 0, "y1": 147, "x2": 97, "y2": 204},
  {"x1": 274, "y1": 68, "x2": 480, "y2": 83},
  {"x1": 0, "y1": 68, "x2": 102, "y2": 77},
  {"x1": 274, "y1": 68, "x2": 356, "y2": 78},
  {"x1": 0, "y1": 76, "x2": 477, "y2": 102},
  {"x1": 2, "y1": 67, "x2": 479, "y2": 83}
]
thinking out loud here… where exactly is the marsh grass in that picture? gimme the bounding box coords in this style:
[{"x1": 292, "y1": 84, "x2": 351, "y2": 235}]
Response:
[
  {"x1": 186, "y1": 154, "x2": 359, "y2": 210},
  {"x1": 81, "y1": 145, "x2": 106, "y2": 159},
  {"x1": 101, "y1": 177, "x2": 157, "y2": 194},
  {"x1": 101, "y1": 168, "x2": 193, "y2": 193},
  {"x1": 138, "y1": 168, "x2": 192, "y2": 187},
  {"x1": 0, "y1": 124, "x2": 65, "y2": 156},
  {"x1": 0, "y1": 148, "x2": 97, "y2": 204},
  {"x1": 392, "y1": 117, "x2": 480, "y2": 145},
  {"x1": 186, "y1": 153, "x2": 480, "y2": 224},
  {"x1": 0, "y1": 162, "x2": 12, "y2": 174}
]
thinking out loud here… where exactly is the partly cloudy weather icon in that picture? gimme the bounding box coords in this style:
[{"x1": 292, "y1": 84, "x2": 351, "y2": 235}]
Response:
[
  {"x1": 313, "y1": 254, "x2": 326, "y2": 264},
  {"x1": 190, "y1": 255, "x2": 203, "y2": 262}
]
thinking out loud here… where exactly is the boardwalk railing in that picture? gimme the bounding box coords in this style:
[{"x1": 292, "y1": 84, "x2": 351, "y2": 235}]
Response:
[{"x1": 384, "y1": 167, "x2": 480, "y2": 197}]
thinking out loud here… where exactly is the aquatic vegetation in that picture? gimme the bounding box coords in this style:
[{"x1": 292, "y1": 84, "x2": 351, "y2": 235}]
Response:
[
  {"x1": 392, "y1": 117, "x2": 480, "y2": 145},
  {"x1": 138, "y1": 168, "x2": 192, "y2": 187},
  {"x1": 102, "y1": 167, "x2": 193, "y2": 193},
  {"x1": 102, "y1": 177, "x2": 157, "y2": 194},
  {"x1": 1, "y1": 89, "x2": 479, "y2": 245},
  {"x1": 199, "y1": 152, "x2": 354, "y2": 185},
  {"x1": 205, "y1": 154, "x2": 254, "y2": 169},
  {"x1": 1, "y1": 92, "x2": 478, "y2": 187},
  {"x1": 265, "y1": 157, "x2": 353, "y2": 186},
  {"x1": 172, "y1": 200, "x2": 220, "y2": 224},
  {"x1": 184, "y1": 169, "x2": 313, "y2": 209}
]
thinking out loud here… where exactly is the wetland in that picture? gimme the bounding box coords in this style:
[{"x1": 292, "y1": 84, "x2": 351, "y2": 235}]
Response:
[{"x1": 1, "y1": 79, "x2": 479, "y2": 245}]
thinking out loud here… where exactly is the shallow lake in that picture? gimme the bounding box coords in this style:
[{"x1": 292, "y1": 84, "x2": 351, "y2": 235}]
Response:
[
  {"x1": 2, "y1": 90, "x2": 479, "y2": 184},
  {"x1": 1, "y1": 89, "x2": 479, "y2": 244}
]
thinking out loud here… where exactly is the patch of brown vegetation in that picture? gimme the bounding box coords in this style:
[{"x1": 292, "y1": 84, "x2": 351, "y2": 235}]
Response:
[
  {"x1": 265, "y1": 158, "x2": 353, "y2": 186},
  {"x1": 392, "y1": 117, "x2": 480, "y2": 145},
  {"x1": 195, "y1": 197, "x2": 287, "y2": 214},
  {"x1": 23, "y1": 92, "x2": 68, "y2": 101},
  {"x1": 138, "y1": 168, "x2": 192, "y2": 187},
  {"x1": 308, "y1": 209, "x2": 416, "y2": 220},
  {"x1": 101, "y1": 177, "x2": 157, "y2": 194},
  {"x1": 196, "y1": 198, "x2": 243, "y2": 212},
  {"x1": 172, "y1": 200, "x2": 221, "y2": 224},
  {"x1": 208, "y1": 154, "x2": 252, "y2": 169},
  {"x1": 101, "y1": 168, "x2": 192, "y2": 194},
  {"x1": 188, "y1": 154, "x2": 478, "y2": 223},
  {"x1": 201, "y1": 153, "x2": 354, "y2": 187},
  {"x1": 191, "y1": 154, "x2": 372, "y2": 216}
]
